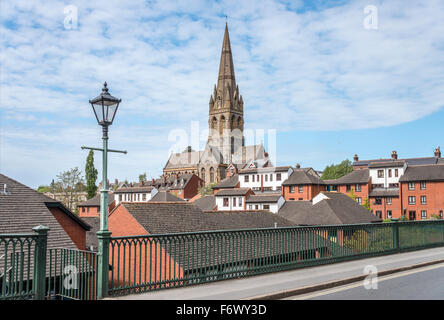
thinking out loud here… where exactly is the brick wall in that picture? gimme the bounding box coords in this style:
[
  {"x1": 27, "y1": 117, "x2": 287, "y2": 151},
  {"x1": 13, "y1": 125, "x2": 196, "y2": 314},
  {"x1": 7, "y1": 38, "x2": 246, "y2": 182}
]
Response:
[
  {"x1": 283, "y1": 184, "x2": 326, "y2": 201},
  {"x1": 48, "y1": 207, "x2": 87, "y2": 250},
  {"x1": 400, "y1": 181, "x2": 444, "y2": 220}
]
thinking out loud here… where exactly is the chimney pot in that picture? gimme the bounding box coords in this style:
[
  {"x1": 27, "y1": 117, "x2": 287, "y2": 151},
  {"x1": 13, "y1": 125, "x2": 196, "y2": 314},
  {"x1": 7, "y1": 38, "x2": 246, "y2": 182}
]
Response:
[
  {"x1": 391, "y1": 151, "x2": 398, "y2": 160},
  {"x1": 353, "y1": 154, "x2": 359, "y2": 162},
  {"x1": 435, "y1": 146, "x2": 441, "y2": 158},
  {"x1": 295, "y1": 163, "x2": 301, "y2": 169}
]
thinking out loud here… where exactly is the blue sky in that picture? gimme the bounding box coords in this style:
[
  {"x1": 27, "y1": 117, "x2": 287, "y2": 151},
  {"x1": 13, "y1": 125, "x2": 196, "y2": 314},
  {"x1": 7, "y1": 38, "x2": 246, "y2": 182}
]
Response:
[{"x1": 1, "y1": 0, "x2": 443, "y2": 188}]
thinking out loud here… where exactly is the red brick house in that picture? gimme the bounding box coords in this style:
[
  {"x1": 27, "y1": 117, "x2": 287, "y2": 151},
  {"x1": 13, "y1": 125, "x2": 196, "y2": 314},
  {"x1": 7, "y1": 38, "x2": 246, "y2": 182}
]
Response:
[
  {"x1": 78, "y1": 193, "x2": 115, "y2": 218},
  {"x1": 282, "y1": 168, "x2": 326, "y2": 201}
]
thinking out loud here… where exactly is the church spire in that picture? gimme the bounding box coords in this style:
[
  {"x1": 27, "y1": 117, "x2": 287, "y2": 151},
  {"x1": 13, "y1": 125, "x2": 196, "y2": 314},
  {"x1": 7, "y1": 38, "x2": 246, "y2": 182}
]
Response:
[{"x1": 217, "y1": 23, "x2": 236, "y2": 99}]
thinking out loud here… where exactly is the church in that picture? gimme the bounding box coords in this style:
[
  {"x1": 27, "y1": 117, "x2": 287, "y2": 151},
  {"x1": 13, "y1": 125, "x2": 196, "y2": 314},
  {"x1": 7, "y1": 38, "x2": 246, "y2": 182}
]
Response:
[{"x1": 163, "y1": 23, "x2": 269, "y2": 185}]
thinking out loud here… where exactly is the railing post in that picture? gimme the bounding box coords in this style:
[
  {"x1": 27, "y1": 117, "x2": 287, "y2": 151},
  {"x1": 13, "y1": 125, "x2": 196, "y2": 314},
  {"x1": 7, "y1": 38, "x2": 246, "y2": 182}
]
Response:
[
  {"x1": 97, "y1": 230, "x2": 111, "y2": 299},
  {"x1": 32, "y1": 225, "x2": 50, "y2": 300},
  {"x1": 391, "y1": 218, "x2": 400, "y2": 252}
]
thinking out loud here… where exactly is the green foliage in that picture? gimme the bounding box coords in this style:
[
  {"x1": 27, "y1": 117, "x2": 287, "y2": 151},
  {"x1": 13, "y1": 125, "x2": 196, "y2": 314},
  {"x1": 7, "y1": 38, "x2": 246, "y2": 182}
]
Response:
[
  {"x1": 55, "y1": 167, "x2": 85, "y2": 211},
  {"x1": 383, "y1": 218, "x2": 392, "y2": 223},
  {"x1": 85, "y1": 150, "x2": 98, "y2": 199},
  {"x1": 430, "y1": 214, "x2": 441, "y2": 220},
  {"x1": 347, "y1": 188, "x2": 357, "y2": 201},
  {"x1": 37, "y1": 185, "x2": 51, "y2": 193},
  {"x1": 400, "y1": 215, "x2": 409, "y2": 221},
  {"x1": 321, "y1": 159, "x2": 353, "y2": 180},
  {"x1": 199, "y1": 183, "x2": 217, "y2": 196},
  {"x1": 343, "y1": 228, "x2": 393, "y2": 253},
  {"x1": 363, "y1": 197, "x2": 371, "y2": 211},
  {"x1": 139, "y1": 173, "x2": 147, "y2": 183}
]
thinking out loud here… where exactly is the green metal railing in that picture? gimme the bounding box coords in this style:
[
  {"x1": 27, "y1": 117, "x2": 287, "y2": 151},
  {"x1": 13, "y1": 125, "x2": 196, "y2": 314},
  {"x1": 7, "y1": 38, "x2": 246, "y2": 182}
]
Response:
[
  {"x1": 46, "y1": 248, "x2": 98, "y2": 300},
  {"x1": 0, "y1": 233, "x2": 37, "y2": 300},
  {"x1": 108, "y1": 220, "x2": 444, "y2": 296}
]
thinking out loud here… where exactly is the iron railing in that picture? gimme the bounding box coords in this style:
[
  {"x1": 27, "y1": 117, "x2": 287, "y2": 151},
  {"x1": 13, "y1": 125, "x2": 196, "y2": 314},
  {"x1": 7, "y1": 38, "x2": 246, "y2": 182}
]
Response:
[
  {"x1": 108, "y1": 220, "x2": 444, "y2": 296},
  {"x1": 0, "y1": 233, "x2": 37, "y2": 300},
  {"x1": 46, "y1": 248, "x2": 98, "y2": 300}
]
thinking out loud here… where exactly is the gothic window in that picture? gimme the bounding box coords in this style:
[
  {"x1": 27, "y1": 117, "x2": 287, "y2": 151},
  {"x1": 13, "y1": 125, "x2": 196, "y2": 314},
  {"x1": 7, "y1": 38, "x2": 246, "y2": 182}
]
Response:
[
  {"x1": 200, "y1": 168, "x2": 205, "y2": 181},
  {"x1": 210, "y1": 167, "x2": 215, "y2": 183},
  {"x1": 211, "y1": 117, "x2": 217, "y2": 130}
]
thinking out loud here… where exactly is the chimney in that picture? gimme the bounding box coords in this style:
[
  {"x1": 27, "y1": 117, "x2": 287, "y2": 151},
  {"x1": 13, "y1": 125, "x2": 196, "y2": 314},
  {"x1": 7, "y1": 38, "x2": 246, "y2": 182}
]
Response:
[
  {"x1": 295, "y1": 163, "x2": 301, "y2": 169},
  {"x1": 435, "y1": 146, "x2": 441, "y2": 158},
  {"x1": 391, "y1": 151, "x2": 398, "y2": 160},
  {"x1": 353, "y1": 154, "x2": 359, "y2": 162}
]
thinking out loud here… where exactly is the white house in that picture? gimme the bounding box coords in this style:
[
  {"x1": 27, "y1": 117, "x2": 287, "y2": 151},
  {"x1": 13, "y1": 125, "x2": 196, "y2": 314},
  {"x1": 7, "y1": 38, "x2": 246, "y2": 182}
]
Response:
[
  {"x1": 114, "y1": 186, "x2": 158, "y2": 205},
  {"x1": 239, "y1": 166, "x2": 293, "y2": 192},
  {"x1": 245, "y1": 194, "x2": 285, "y2": 213},
  {"x1": 214, "y1": 188, "x2": 253, "y2": 211},
  {"x1": 368, "y1": 160, "x2": 406, "y2": 189}
]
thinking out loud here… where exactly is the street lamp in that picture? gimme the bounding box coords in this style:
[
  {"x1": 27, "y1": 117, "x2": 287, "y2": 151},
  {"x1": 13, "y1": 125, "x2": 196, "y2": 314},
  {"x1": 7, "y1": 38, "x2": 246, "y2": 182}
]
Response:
[{"x1": 82, "y1": 82, "x2": 126, "y2": 299}]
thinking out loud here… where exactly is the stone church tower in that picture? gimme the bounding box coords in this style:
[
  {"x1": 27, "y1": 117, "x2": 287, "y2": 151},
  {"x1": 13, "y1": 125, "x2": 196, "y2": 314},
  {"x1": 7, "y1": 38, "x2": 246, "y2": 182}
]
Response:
[{"x1": 207, "y1": 23, "x2": 244, "y2": 163}]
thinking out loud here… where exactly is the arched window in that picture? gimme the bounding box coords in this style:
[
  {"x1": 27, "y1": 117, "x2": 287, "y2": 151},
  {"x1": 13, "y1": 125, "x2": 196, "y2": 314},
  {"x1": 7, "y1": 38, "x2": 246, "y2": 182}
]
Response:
[
  {"x1": 231, "y1": 115, "x2": 236, "y2": 131},
  {"x1": 237, "y1": 116, "x2": 242, "y2": 129},
  {"x1": 200, "y1": 168, "x2": 205, "y2": 181},
  {"x1": 210, "y1": 167, "x2": 215, "y2": 183},
  {"x1": 211, "y1": 117, "x2": 217, "y2": 130},
  {"x1": 219, "y1": 115, "x2": 226, "y2": 136}
]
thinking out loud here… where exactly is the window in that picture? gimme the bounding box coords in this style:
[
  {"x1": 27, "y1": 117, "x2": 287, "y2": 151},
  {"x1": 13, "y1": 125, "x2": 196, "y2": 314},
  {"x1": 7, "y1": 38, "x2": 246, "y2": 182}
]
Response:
[
  {"x1": 289, "y1": 198, "x2": 295, "y2": 200},
  {"x1": 421, "y1": 196, "x2": 427, "y2": 205},
  {"x1": 298, "y1": 198, "x2": 303, "y2": 200},
  {"x1": 265, "y1": 175, "x2": 268, "y2": 182},
  {"x1": 119, "y1": 194, "x2": 123, "y2": 202},
  {"x1": 420, "y1": 181, "x2": 426, "y2": 190},
  {"x1": 248, "y1": 205, "x2": 253, "y2": 210},
  {"x1": 388, "y1": 169, "x2": 392, "y2": 178},
  {"x1": 440, "y1": 211, "x2": 443, "y2": 219},
  {"x1": 276, "y1": 186, "x2": 282, "y2": 191},
  {"x1": 346, "y1": 185, "x2": 351, "y2": 192},
  {"x1": 408, "y1": 182, "x2": 415, "y2": 190},
  {"x1": 378, "y1": 170, "x2": 384, "y2": 178},
  {"x1": 87, "y1": 207, "x2": 90, "y2": 213},
  {"x1": 276, "y1": 173, "x2": 281, "y2": 181},
  {"x1": 409, "y1": 211, "x2": 416, "y2": 220},
  {"x1": 298, "y1": 186, "x2": 303, "y2": 193},
  {"x1": 263, "y1": 205, "x2": 270, "y2": 210},
  {"x1": 387, "y1": 197, "x2": 392, "y2": 205},
  {"x1": 223, "y1": 197, "x2": 229, "y2": 207},
  {"x1": 82, "y1": 207, "x2": 85, "y2": 213},
  {"x1": 142, "y1": 194, "x2": 146, "y2": 201},
  {"x1": 238, "y1": 197, "x2": 242, "y2": 206},
  {"x1": 421, "y1": 210, "x2": 427, "y2": 219},
  {"x1": 395, "y1": 169, "x2": 398, "y2": 177},
  {"x1": 375, "y1": 198, "x2": 382, "y2": 205},
  {"x1": 408, "y1": 196, "x2": 416, "y2": 205},
  {"x1": 210, "y1": 167, "x2": 214, "y2": 183},
  {"x1": 233, "y1": 197, "x2": 236, "y2": 207},
  {"x1": 257, "y1": 175, "x2": 260, "y2": 182},
  {"x1": 357, "y1": 197, "x2": 362, "y2": 205},
  {"x1": 387, "y1": 210, "x2": 392, "y2": 219},
  {"x1": 356, "y1": 184, "x2": 361, "y2": 192},
  {"x1": 375, "y1": 211, "x2": 382, "y2": 219},
  {"x1": 244, "y1": 175, "x2": 249, "y2": 183},
  {"x1": 255, "y1": 205, "x2": 259, "y2": 210},
  {"x1": 290, "y1": 186, "x2": 295, "y2": 193},
  {"x1": 270, "y1": 174, "x2": 273, "y2": 182},
  {"x1": 252, "y1": 175, "x2": 255, "y2": 182}
]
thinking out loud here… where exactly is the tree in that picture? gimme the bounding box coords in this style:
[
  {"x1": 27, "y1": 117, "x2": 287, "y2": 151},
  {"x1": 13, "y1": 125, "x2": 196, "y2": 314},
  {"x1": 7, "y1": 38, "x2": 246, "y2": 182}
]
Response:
[
  {"x1": 55, "y1": 167, "x2": 85, "y2": 211},
  {"x1": 347, "y1": 188, "x2": 357, "y2": 201},
  {"x1": 37, "y1": 185, "x2": 51, "y2": 193},
  {"x1": 321, "y1": 159, "x2": 353, "y2": 180},
  {"x1": 139, "y1": 173, "x2": 147, "y2": 183},
  {"x1": 85, "y1": 150, "x2": 98, "y2": 199},
  {"x1": 363, "y1": 197, "x2": 371, "y2": 211},
  {"x1": 199, "y1": 183, "x2": 217, "y2": 196}
]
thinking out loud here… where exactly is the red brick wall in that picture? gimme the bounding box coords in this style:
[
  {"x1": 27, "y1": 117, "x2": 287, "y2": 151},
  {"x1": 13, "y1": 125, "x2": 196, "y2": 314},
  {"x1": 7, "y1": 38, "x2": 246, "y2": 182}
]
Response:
[
  {"x1": 78, "y1": 206, "x2": 100, "y2": 218},
  {"x1": 283, "y1": 184, "x2": 326, "y2": 201},
  {"x1": 369, "y1": 196, "x2": 402, "y2": 220},
  {"x1": 48, "y1": 207, "x2": 86, "y2": 250},
  {"x1": 400, "y1": 181, "x2": 444, "y2": 220}
]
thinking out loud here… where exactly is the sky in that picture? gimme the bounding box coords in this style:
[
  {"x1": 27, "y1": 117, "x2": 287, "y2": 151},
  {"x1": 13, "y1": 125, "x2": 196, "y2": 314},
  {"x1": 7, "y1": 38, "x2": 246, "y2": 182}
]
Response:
[{"x1": 0, "y1": 0, "x2": 443, "y2": 188}]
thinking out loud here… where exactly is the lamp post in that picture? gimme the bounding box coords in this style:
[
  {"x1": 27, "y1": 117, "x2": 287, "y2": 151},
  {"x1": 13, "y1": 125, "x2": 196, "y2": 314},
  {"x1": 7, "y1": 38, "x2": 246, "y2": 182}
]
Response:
[{"x1": 82, "y1": 82, "x2": 126, "y2": 299}]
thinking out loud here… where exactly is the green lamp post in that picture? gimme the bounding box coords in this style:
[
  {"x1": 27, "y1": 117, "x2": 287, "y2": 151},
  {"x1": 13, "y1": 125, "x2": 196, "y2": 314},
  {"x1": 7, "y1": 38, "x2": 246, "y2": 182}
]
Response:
[{"x1": 82, "y1": 82, "x2": 126, "y2": 299}]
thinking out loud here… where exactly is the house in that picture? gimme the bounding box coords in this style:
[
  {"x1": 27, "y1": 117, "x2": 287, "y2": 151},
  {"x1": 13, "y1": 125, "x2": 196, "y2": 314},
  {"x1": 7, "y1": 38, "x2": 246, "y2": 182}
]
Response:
[
  {"x1": 114, "y1": 185, "x2": 158, "y2": 205},
  {"x1": 239, "y1": 166, "x2": 292, "y2": 193},
  {"x1": 147, "y1": 173, "x2": 203, "y2": 200},
  {"x1": 281, "y1": 167, "x2": 326, "y2": 201},
  {"x1": 245, "y1": 193, "x2": 285, "y2": 213},
  {"x1": 277, "y1": 191, "x2": 381, "y2": 225},
  {"x1": 214, "y1": 188, "x2": 254, "y2": 211},
  {"x1": 324, "y1": 168, "x2": 371, "y2": 205},
  {"x1": 399, "y1": 164, "x2": 444, "y2": 220},
  {"x1": 212, "y1": 174, "x2": 239, "y2": 194},
  {"x1": 0, "y1": 173, "x2": 90, "y2": 250},
  {"x1": 77, "y1": 193, "x2": 115, "y2": 218}
]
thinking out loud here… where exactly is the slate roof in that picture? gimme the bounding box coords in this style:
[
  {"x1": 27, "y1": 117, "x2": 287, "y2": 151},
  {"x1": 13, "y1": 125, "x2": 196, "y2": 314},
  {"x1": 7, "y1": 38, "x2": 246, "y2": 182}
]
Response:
[
  {"x1": 239, "y1": 166, "x2": 291, "y2": 174},
  {"x1": 114, "y1": 186, "x2": 156, "y2": 193},
  {"x1": 150, "y1": 191, "x2": 185, "y2": 202},
  {"x1": 282, "y1": 169, "x2": 325, "y2": 186},
  {"x1": 193, "y1": 195, "x2": 217, "y2": 211},
  {"x1": 213, "y1": 174, "x2": 239, "y2": 189},
  {"x1": 277, "y1": 192, "x2": 381, "y2": 225},
  {"x1": 368, "y1": 161, "x2": 405, "y2": 168},
  {"x1": 215, "y1": 188, "x2": 252, "y2": 196},
  {"x1": 78, "y1": 193, "x2": 115, "y2": 207},
  {"x1": 324, "y1": 169, "x2": 370, "y2": 185},
  {"x1": 246, "y1": 193, "x2": 282, "y2": 203},
  {"x1": 354, "y1": 157, "x2": 440, "y2": 167},
  {"x1": 164, "y1": 150, "x2": 203, "y2": 170},
  {"x1": 399, "y1": 164, "x2": 444, "y2": 182},
  {"x1": 369, "y1": 188, "x2": 400, "y2": 197}
]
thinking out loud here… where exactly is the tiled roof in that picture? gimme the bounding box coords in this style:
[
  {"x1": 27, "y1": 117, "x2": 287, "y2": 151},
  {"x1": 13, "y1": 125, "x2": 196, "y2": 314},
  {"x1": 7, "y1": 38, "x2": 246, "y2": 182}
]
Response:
[
  {"x1": 246, "y1": 193, "x2": 282, "y2": 203},
  {"x1": 277, "y1": 192, "x2": 381, "y2": 225},
  {"x1": 193, "y1": 195, "x2": 216, "y2": 211},
  {"x1": 369, "y1": 188, "x2": 400, "y2": 197},
  {"x1": 239, "y1": 166, "x2": 291, "y2": 174},
  {"x1": 215, "y1": 188, "x2": 252, "y2": 196},
  {"x1": 163, "y1": 151, "x2": 202, "y2": 170},
  {"x1": 399, "y1": 164, "x2": 444, "y2": 182},
  {"x1": 213, "y1": 174, "x2": 239, "y2": 189},
  {"x1": 78, "y1": 193, "x2": 115, "y2": 207},
  {"x1": 150, "y1": 191, "x2": 185, "y2": 202},
  {"x1": 282, "y1": 169, "x2": 325, "y2": 186},
  {"x1": 0, "y1": 174, "x2": 80, "y2": 249},
  {"x1": 324, "y1": 169, "x2": 370, "y2": 185},
  {"x1": 114, "y1": 186, "x2": 156, "y2": 193},
  {"x1": 368, "y1": 161, "x2": 405, "y2": 168}
]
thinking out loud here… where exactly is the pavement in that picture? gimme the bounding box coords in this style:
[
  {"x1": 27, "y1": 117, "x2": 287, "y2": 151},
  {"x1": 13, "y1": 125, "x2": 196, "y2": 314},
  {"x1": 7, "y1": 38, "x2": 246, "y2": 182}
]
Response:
[{"x1": 107, "y1": 247, "x2": 444, "y2": 300}]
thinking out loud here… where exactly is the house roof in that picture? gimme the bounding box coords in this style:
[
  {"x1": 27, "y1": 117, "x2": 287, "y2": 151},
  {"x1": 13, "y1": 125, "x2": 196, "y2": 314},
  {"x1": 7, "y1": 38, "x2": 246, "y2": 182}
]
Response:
[
  {"x1": 369, "y1": 188, "x2": 400, "y2": 197},
  {"x1": 0, "y1": 174, "x2": 83, "y2": 248},
  {"x1": 239, "y1": 166, "x2": 291, "y2": 174},
  {"x1": 193, "y1": 195, "x2": 217, "y2": 211},
  {"x1": 213, "y1": 174, "x2": 239, "y2": 189},
  {"x1": 399, "y1": 164, "x2": 444, "y2": 182},
  {"x1": 164, "y1": 150, "x2": 202, "y2": 170},
  {"x1": 150, "y1": 190, "x2": 185, "y2": 202},
  {"x1": 246, "y1": 193, "x2": 282, "y2": 203},
  {"x1": 282, "y1": 169, "x2": 325, "y2": 186},
  {"x1": 78, "y1": 193, "x2": 115, "y2": 207},
  {"x1": 277, "y1": 192, "x2": 381, "y2": 225},
  {"x1": 354, "y1": 157, "x2": 440, "y2": 167},
  {"x1": 368, "y1": 161, "x2": 405, "y2": 168},
  {"x1": 324, "y1": 169, "x2": 370, "y2": 185},
  {"x1": 215, "y1": 188, "x2": 252, "y2": 196},
  {"x1": 203, "y1": 210, "x2": 295, "y2": 229},
  {"x1": 114, "y1": 186, "x2": 156, "y2": 193}
]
